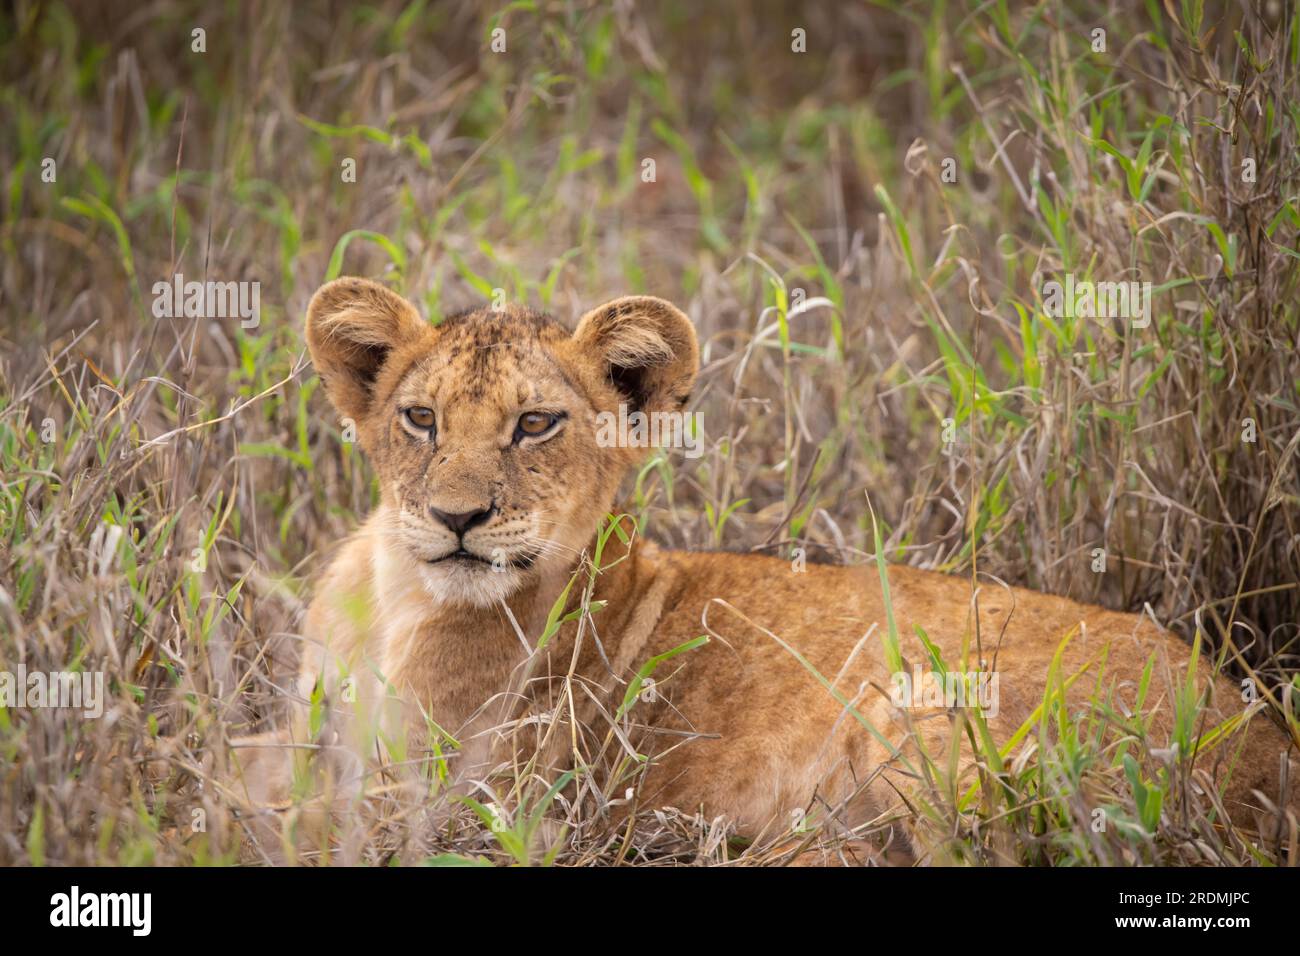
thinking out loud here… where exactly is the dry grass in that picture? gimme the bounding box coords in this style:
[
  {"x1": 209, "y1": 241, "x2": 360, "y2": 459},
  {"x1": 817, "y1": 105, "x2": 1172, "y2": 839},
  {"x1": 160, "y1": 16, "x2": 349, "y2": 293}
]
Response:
[{"x1": 1, "y1": 0, "x2": 1298, "y2": 865}]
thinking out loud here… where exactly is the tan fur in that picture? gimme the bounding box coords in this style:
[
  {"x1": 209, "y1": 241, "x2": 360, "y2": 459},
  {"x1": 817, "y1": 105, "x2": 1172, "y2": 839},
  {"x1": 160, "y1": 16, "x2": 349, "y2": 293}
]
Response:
[{"x1": 234, "y1": 277, "x2": 1298, "y2": 860}]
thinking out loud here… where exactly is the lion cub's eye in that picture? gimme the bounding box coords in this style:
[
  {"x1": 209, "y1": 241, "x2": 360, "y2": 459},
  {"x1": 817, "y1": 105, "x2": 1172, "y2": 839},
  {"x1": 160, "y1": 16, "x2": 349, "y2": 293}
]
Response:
[
  {"x1": 404, "y1": 406, "x2": 436, "y2": 431},
  {"x1": 515, "y1": 412, "x2": 559, "y2": 441}
]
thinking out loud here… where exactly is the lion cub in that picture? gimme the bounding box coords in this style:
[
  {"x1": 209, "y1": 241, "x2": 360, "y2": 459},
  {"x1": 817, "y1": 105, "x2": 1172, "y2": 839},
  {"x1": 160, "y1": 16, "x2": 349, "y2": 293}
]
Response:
[{"x1": 232, "y1": 277, "x2": 1296, "y2": 861}]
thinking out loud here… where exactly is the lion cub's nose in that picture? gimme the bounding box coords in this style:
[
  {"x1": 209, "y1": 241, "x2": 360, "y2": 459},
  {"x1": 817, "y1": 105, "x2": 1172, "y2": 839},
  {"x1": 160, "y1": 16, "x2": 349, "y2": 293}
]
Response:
[{"x1": 430, "y1": 505, "x2": 494, "y2": 537}]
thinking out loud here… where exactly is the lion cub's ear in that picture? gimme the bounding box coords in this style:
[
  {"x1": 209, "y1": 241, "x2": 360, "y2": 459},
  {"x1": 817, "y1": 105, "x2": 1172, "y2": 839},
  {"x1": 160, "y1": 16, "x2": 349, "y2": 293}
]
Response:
[
  {"x1": 305, "y1": 277, "x2": 428, "y2": 422},
  {"x1": 572, "y1": 296, "x2": 699, "y2": 413}
]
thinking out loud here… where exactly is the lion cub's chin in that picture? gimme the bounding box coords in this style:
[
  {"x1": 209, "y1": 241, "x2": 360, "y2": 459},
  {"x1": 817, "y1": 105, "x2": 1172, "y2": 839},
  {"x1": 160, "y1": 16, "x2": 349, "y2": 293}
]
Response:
[{"x1": 415, "y1": 558, "x2": 526, "y2": 608}]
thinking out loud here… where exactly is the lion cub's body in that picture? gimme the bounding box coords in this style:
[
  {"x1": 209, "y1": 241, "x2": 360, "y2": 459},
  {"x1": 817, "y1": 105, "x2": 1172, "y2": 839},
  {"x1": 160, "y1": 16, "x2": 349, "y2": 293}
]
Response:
[
  {"x1": 233, "y1": 277, "x2": 1295, "y2": 860},
  {"x1": 295, "y1": 510, "x2": 1293, "y2": 850}
]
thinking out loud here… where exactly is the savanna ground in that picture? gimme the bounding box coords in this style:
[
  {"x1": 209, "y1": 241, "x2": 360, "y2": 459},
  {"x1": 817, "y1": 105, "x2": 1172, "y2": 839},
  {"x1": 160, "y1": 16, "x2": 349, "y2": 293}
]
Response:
[{"x1": 1, "y1": 0, "x2": 1299, "y2": 866}]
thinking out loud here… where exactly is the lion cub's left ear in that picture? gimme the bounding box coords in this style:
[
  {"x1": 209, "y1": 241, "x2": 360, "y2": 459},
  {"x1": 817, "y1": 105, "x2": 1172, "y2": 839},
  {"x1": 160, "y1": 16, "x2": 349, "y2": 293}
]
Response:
[{"x1": 572, "y1": 296, "x2": 699, "y2": 413}]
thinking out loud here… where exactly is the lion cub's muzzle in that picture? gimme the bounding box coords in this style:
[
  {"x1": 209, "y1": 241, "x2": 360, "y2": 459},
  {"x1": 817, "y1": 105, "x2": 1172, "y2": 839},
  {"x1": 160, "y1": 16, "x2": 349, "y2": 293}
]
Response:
[{"x1": 405, "y1": 502, "x2": 537, "y2": 571}]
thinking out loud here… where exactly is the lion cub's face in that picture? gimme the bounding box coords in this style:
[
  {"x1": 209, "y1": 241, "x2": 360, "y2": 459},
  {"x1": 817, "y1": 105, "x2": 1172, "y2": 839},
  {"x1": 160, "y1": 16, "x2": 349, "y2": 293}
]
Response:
[{"x1": 305, "y1": 278, "x2": 698, "y2": 607}]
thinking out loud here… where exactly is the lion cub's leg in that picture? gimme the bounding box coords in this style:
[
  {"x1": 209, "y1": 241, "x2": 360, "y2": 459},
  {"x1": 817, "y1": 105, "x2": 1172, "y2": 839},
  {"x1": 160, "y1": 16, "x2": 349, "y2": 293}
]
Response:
[
  {"x1": 224, "y1": 723, "x2": 340, "y2": 860},
  {"x1": 224, "y1": 672, "x2": 380, "y2": 860},
  {"x1": 834, "y1": 696, "x2": 990, "y2": 865}
]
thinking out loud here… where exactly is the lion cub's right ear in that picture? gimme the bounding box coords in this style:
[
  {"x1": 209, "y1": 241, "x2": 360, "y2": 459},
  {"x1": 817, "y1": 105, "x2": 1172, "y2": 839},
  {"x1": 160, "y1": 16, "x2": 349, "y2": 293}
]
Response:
[{"x1": 305, "y1": 277, "x2": 428, "y2": 423}]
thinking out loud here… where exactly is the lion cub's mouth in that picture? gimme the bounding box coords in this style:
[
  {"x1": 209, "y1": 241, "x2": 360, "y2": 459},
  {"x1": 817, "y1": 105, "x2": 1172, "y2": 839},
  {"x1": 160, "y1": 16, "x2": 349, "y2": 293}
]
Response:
[
  {"x1": 425, "y1": 548, "x2": 538, "y2": 570},
  {"x1": 427, "y1": 548, "x2": 492, "y2": 566}
]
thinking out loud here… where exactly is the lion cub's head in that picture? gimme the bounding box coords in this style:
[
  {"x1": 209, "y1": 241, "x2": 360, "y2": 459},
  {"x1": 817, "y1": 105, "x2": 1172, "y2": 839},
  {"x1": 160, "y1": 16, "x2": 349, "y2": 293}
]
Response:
[{"x1": 305, "y1": 277, "x2": 699, "y2": 607}]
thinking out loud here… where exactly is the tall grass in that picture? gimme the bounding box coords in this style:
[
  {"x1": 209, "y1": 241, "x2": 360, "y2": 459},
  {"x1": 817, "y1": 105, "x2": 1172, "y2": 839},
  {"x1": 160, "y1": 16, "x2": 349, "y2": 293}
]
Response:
[{"x1": 0, "y1": 0, "x2": 1297, "y2": 865}]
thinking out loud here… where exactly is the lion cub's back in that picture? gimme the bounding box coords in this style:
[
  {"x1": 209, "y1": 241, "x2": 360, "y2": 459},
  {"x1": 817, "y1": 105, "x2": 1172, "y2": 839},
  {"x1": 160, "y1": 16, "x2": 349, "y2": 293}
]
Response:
[
  {"x1": 646, "y1": 549, "x2": 1225, "y2": 745},
  {"x1": 635, "y1": 549, "x2": 1285, "y2": 827}
]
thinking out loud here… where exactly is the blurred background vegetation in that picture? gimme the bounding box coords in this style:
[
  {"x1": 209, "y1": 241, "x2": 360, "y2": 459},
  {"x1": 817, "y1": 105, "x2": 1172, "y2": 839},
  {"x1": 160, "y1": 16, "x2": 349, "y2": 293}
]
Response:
[{"x1": 1, "y1": 0, "x2": 1298, "y2": 864}]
